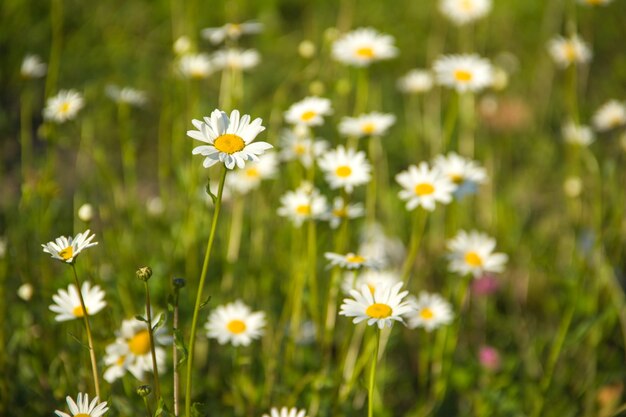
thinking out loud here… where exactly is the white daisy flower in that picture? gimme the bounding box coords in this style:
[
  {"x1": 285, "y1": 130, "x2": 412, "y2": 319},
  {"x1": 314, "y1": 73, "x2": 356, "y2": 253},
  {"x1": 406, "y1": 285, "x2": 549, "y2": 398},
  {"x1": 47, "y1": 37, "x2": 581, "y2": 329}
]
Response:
[
  {"x1": 105, "y1": 85, "x2": 147, "y2": 107},
  {"x1": 407, "y1": 292, "x2": 454, "y2": 331},
  {"x1": 226, "y1": 152, "x2": 278, "y2": 194},
  {"x1": 547, "y1": 34, "x2": 592, "y2": 68},
  {"x1": 284, "y1": 96, "x2": 333, "y2": 127},
  {"x1": 103, "y1": 345, "x2": 130, "y2": 383},
  {"x1": 341, "y1": 269, "x2": 401, "y2": 295},
  {"x1": 433, "y1": 54, "x2": 493, "y2": 93},
  {"x1": 340, "y1": 282, "x2": 414, "y2": 329},
  {"x1": 358, "y1": 223, "x2": 406, "y2": 267},
  {"x1": 578, "y1": 0, "x2": 612, "y2": 5},
  {"x1": 433, "y1": 152, "x2": 487, "y2": 197},
  {"x1": 440, "y1": 0, "x2": 492, "y2": 26},
  {"x1": 21, "y1": 54, "x2": 47, "y2": 78},
  {"x1": 187, "y1": 109, "x2": 272, "y2": 170},
  {"x1": 317, "y1": 146, "x2": 372, "y2": 193},
  {"x1": 262, "y1": 407, "x2": 308, "y2": 417},
  {"x1": 43, "y1": 90, "x2": 85, "y2": 123},
  {"x1": 447, "y1": 230, "x2": 508, "y2": 277},
  {"x1": 325, "y1": 252, "x2": 383, "y2": 270},
  {"x1": 178, "y1": 53, "x2": 214, "y2": 79},
  {"x1": 338, "y1": 112, "x2": 396, "y2": 138},
  {"x1": 277, "y1": 182, "x2": 328, "y2": 227},
  {"x1": 205, "y1": 300, "x2": 266, "y2": 346},
  {"x1": 279, "y1": 129, "x2": 329, "y2": 168},
  {"x1": 77, "y1": 203, "x2": 94, "y2": 222},
  {"x1": 49, "y1": 281, "x2": 106, "y2": 322},
  {"x1": 173, "y1": 36, "x2": 192, "y2": 55},
  {"x1": 332, "y1": 27, "x2": 398, "y2": 67},
  {"x1": 397, "y1": 69, "x2": 434, "y2": 94},
  {"x1": 562, "y1": 120, "x2": 594, "y2": 146},
  {"x1": 592, "y1": 100, "x2": 626, "y2": 131},
  {"x1": 212, "y1": 48, "x2": 260, "y2": 71},
  {"x1": 42, "y1": 229, "x2": 98, "y2": 264},
  {"x1": 323, "y1": 197, "x2": 364, "y2": 229},
  {"x1": 18, "y1": 283, "x2": 34, "y2": 301},
  {"x1": 201, "y1": 21, "x2": 263, "y2": 45},
  {"x1": 396, "y1": 162, "x2": 456, "y2": 211},
  {"x1": 54, "y1": 393, "x2": 108, "y2": 417}
]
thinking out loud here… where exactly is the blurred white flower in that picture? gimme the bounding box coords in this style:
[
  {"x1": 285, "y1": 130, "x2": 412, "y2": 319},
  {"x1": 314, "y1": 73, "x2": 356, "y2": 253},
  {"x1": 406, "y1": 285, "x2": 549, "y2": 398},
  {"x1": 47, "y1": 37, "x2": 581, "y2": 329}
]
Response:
[
  {"x1": 447, "y1": 230, "x2": 508, "y2": 277},
  {"x1": 340, "y1": 282, "x2": 414, "y2": 329},
  {"x1": 54, "y1": 393, "x2": 108, "y2": 417},
  {"x1": 262, "y1": 407, "x2": 308, "y2": 417},
  {"x1": 277, "y1": 182, "x2": 327, "y2": 227},
  {"x1": 279, "y1": 128, "x2": 329, "y2": 168},
  {"x1": 322, "y1": 197, "x2": 364, "y2": 229},
  {"x1": 440, "y1": 0, "x2": 492, "y2": 26},
  {"x1": 396, "y1": 162, "x2": 456, "y2": 211},
  {"x1": 338, "y1": 112, "x2": 396, "y2": 138},
  {"x1": 332, "y1": 27, "x2": 398, "y2": 67},
  {"x1": 146, "y1": 197, "x2": 164, "y2": 217},
  {"x1": 407, "y1": 292, "x2": 454, "y2": 331},
  {"x1": 341, "y1": 269, "x2": 400, "y2": 295},
  {"x1": 325, "y1": 251, "x2": 383, "y2": 270},
  {"x1": 433, "y1": 54, "x2": 493, "y2": 93},
  {"x1": 18, "y1": 283, "x2": 34, "y2": 301},
  {"x1": 433, "y1": 152, "x2": 487, "y2": 197},
  {"x1": 21, "y1": 54, "x2": 47, "y2": 78},
  {"x1": 592, "y1": 100, "x2": 626, "y2": 131},
  {"x1": 284, "y1": 97, "x2": 333, "y2": 127},
  {"x1": 562, "y1": 120, "x2": 594, "y2": 146},
  {"x1": 226, "y1": 152, "x2": 278, "y2": 194},
  {"x1": 212, "y1": 48, "x2": 260, "y2": 71},
  {"x1": 49, "y1": 281, "x2": 106, "y2": 322},
  {"x1": 205, "y1": 300, "x2": 266, "y2": 346},
  {"x1": 78, "y1": 203, "x2": 94, "y2": 222},
  {"x1": 397, "y1": 69, "x2": 434, "y2": 94},
  {"x1": 548, "y1": 34, "x2": 592, "y2": 68},
  {"x1": 105, "y1": 85, "x2": 147, "y2": 107},
  {"x1": 44, "y1": 90, "x2": 84, "y2": 123},
  {"x1": 317, "y1": 146, "x2": 371, "y2": 193},
  {"x1": 178, "y1": 53, "x2": 214, "y2": 79},
  {"x1": 173, "y1": 36, "x2": 192, "y2": 55},
  {"x1": 201, "y1": 21, "x2": 263, "y2": 44}
]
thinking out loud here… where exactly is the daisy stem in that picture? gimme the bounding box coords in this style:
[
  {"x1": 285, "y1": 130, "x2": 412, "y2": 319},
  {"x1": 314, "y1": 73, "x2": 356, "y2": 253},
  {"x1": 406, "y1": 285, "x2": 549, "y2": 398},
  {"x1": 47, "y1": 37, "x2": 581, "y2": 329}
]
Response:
[
  {"x1": 20, "y1": 86, "x2": 33, "y2": 188},
  {"x1": 185, "y1": 168, "x2": 228, "y2": 417},
  {"x1": 71, "y1": 264, "x2": 101, "y2": 399},
  {"x1": 173, "y1": 281, "x2": 182, "y2": 417},
  {"x1": 441, "y1": 93, "x2": 458, "y2": 154},
  {"x1": 355, "y1": 67, "x2": 369, "y2": 115},
  {"x1": 307, "y1": 217, "x2": 320, "y2": 330},
  {"x1": 118, "y1": 102, "x2": 137, "y2": 196},
  {"x1": 400, "y1": 209, "x2": 428, "y2": 284},
  {"x1": 368, "y1": 328, "x2": 381, "y2": 417},
  {"x1": 458, "y1": 92, "x2": 475, "y2": 158},
  {"x1": 143, "y1": 280, "x2": 162, "y2": 403}
]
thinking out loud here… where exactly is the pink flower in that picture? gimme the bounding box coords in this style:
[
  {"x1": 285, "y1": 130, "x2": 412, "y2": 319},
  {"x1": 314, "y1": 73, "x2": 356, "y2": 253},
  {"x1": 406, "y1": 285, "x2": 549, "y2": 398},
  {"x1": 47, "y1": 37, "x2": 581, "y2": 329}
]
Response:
[
  {"x1": 479, "y1": 345, "x2": 501, "y2": 371},
  {"x1": 471, "y1": 274, "x2": 500, "y2": 296}
]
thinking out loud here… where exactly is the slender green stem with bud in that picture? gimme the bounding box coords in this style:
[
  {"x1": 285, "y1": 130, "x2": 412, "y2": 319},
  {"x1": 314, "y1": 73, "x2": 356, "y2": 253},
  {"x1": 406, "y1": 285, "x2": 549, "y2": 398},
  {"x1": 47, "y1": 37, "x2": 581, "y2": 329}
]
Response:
[{"x1": 143, "y1": 279, "x2": 162, "y2": 402}]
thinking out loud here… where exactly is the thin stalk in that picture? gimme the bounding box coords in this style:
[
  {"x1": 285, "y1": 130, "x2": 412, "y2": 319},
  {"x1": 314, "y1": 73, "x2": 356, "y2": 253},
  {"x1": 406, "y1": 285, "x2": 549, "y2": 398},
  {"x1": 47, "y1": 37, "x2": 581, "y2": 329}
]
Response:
[
  {"x1": 20, "y1": 87, "x2": 33, "y2": 186},
  {"x1": 71, "y1": 264, "x2": 100, "y2": 398},
  {"x1": 222, "y1": 197, "x2": 245, "y2": 292},
  {"x1": 307, "y1": 218, "x2": 319, "y2": 328},
  {"x1": 45, "y1": 0, "x2": 63, "y2": 99},
  {"x1": 458, "y1": 92, "x2": 475, "y2": 158},
  {"x1": 441, "y1": 93, "x2": 458, "y2": 153},
  {"x1": 355, "y1": 67, "x2": 369, "y2": 115},
  {"x1": 400, "y1": 209, "x2": 428, "y2": 284},
  {"x1": 185, "y1": 168, "x2": 228, "y2": 417},
  {"x1": 118, "y1": 103, "x2": 137, "y2": 195},
  {"x1": 368, "y1": 328, "x2": 381, "y2": 417},
  {"x1": 173, "y1": 283, "x2": 181, "y2": 416},
  {"x1": 142, "y1": 395, "x2": 153, "y2": 417},
  {"x1": 144, "y1": 281, "x2": 162, "y2": 402}
]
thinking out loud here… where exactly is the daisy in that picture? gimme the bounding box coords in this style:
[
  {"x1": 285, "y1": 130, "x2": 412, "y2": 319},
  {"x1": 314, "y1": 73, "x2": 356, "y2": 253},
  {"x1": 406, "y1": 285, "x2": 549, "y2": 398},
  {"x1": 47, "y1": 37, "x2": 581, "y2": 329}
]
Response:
[
  {"x1": 178, "y1": 53, "x2": 214, "y2": 79},
  {"x1": 205, "y1": 300, "x2": 266, "y2": 346},
  {"x1": 407, "y1": 292, "x2": 454, "y2": 331},
  {"x1": 325, "y1": 251, "x2": 383, "y2": 270},
  {"x1": 187, "y1": 109, "x2": 272, "y2": 169},
  {"x1": 277, "y1": 182, "x2": 328, "y2": 227},
  {"x1": 103, "y1": 345, "x2": 130, "y2": 383},
  {"x1": 342, "y1": 269, "x2": 401, "y2": 295},
  {"x1": 212, "y1": 48, "x2": 260, "y2": 71},
  {"x1": 278, "y1": 128, "x2": 329, "y2": 168},
  {"x1": 173, "y1": 36, "x2": 192, "y2": 55},
  {"x1": 49, "y1": 281, "x2": 106, "y2": 322},
  {"x1": 105, "y1": 85, "x2": 147, "y2": 107},
  {"x1": 340, "y1": 282, "x2": 414, "y2": 329},
  {"x1": 338, "y1": 112, "x2": 396, "y2": 138},
  {"x1": 323, "y1": 197, "x2": 364, "y2": 228},
  {"x1": 397, "y1": 69, "x2": 434, "y2": 95},
  {"x1": 395, "y1": 162, "x2": 456, "y2": 211},
  {"x1": 433, "y1": 54, "x2": 493, "y2": 93},
  {"x1": 262, "y1": 407, "x2": 308, "y2": 417},
  {"x1": 547, "y1": 35, "x2": 592, "y2": 68},
  {"x1": 447, "y1": 230, "x2": 508, "y2": 277},
  {"x1": 44, "y1": 90, "x2": 84, "y2": 123},
  {"x1": 433, "y1": 152, "x2": 487, "y2": 197},
  {"x1": 592, "y1": 100, "x2": 626, "y2": 131},
  {"x1": 42, "y1": 229, "x2": 98, "y2": 264},
  {"x1": 440, "y1": 0, "x2": 492, "y2": 26},
  {"x1": 317, "y1": 146, "x2": 372, "y2": 193},
  {"x1": 562, "y1": 120, "x2": 594, "y2": 146},
  {"x1": 284, "y1": 96, "x2": 333, "y2": 127},
  {"x1": 201, "y1": 21, "x2": 263, "y2": 44},
  {"x1": 54, "y1": 393, "x2": 108, "y2": 417},
  {"x1": 21, "y1": 54, "x2": 47, "y2": 78},
  {"x1": 226, "y1": 152, "x2": 278, "y2": 194},
  {"x1": 332, "y1": 27, "x2": 398, "y2": 67}
]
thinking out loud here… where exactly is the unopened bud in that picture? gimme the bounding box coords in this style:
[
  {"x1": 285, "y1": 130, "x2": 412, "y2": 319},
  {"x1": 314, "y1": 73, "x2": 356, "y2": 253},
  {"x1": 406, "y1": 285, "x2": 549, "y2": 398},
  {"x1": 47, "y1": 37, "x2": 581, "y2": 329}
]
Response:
[
  {"x1": 173, "y1": 277, "x2": 186, "y2": 289},
  {"x1": 137, "y1": 385, "x2": 152, "y2": 397},
  {"x1": 136, "y1": 266, "x2": 153, "y2": 282}
]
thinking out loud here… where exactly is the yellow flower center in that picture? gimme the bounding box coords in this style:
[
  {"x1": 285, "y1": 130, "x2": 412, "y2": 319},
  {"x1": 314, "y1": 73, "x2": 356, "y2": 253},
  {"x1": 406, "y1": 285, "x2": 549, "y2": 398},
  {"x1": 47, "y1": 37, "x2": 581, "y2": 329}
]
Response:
[
  {"x1": 116, "y1": 355, "x2": 126, "y2": 366},
  {"x1": 335, "y1": 165, "x2": 352, "y2": 178},
  {"x1": 75, "y1": 414, "x2": 90, "y2": 417},
  {"x1": 128, "y1": 330, "x2": 151, "y2": 355},
  {"x1": 346, "y1": 254, "x2": 365, "y2": 264},
  {"x1": 366, "y1": 303, "x2": 392, "y2": 319},
  {"x1": 333, "y1": 207, "x2": 347, "y2": 218},
  {"x1": 460, "y1": 0, "x2": 474, "y2": 11},
  {"x1": 296, "y1": 204, "x2": 311, "y2": 215},
  {"x1": 301, "y1": 111, "x2": 317, "y2": 121},
  {"x1": 190, "y1": 68, "x2": 207, "y2": 78},
  {"x1": 227, "y1": 319, "x2": 247, "y2": 334},
  {"x1": 245, "y1": 167, "x2": 260, "y2": 178},
  {"x1": 464, "y1": 251, "x2": 483, "y2": 267},
  {"x1": 294, "y1": 144, "x2": 307, "y2": 155},
  {"x1": 454, "y1": 69, "x2": 473, "y2": 82},
  {"x1": 72, "y1": 305, "x2": 87, "y2": 317},
  {"x1": 450, "y1": 173, "x2": 464, "y2": 184},
  {"x1": 356, "y1": 47, "x2": 375, "y2": 58},
  {"x1": 420, "y1": 308, "x2": 434, "y2": 320},
  {"x1": 414, "y1": 183, "x2": 435, "y2": 196},
  {"x1": 361, "y1": 122, "x2": 376, "y2": 134},
  {"x1": 227, "y1": 23, "x2": 242, "y2": 36},
  {"x1": 60, "y1": 102, "x2": 71, "y2": 114},
  {"x1": 214, "y1": 134, "x2": 245, "y2": 154},
  {"x1": 564, "y1": 43, "x2": 578, "y2": 62},
  {"x1": 59, "y1": 246, "x2": 74, "y2": 261}
]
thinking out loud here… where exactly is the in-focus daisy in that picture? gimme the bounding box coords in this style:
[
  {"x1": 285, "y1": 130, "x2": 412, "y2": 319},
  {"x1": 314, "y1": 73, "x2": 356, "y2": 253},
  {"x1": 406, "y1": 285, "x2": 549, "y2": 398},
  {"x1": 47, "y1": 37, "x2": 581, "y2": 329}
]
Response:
[
  {"x1": 277, "y1": 182, "x2": 328, "y2": 227},
  {"x1": 201, "y1": 21, "x2": 263, "y2": 44},
  {"x1": 323, "y1": 197, "x2": 364, "y2": 229},
  {"x1": 205, "y1": 300, "x2": 266, "y2": 346},
  {"x1": 49, "y1": 281, "x2": 106, "y2": 322},
  {"x1": 105, "y1": 85, "x2": 147, "y2": 107},
  {"x1": 21, "y1": 54, "x2": 47, "y2": 78},
  {"x1": 433, "y1": 54, "x2": 493, "y2": 93},
  {"x1": 397, "y1": 69, "x2": 434, "y2": 95},
  {"x1": 407, "y1": 292, "x2": 454, "y2": 331},
  {"x1": 42, "y1": 229, "x2": 98, "y2": 264},
  {"x1": 44, "y1": 90, "x2": 85, "y2": 123},
  {"x1": 54, "y1": 393, "x2": 108, "y2": 417},
  {"x1": 338, "y1": 112, "x2": 396, "y2": 138},
  {"x1": 187, "y1": 109, "x2": 272, "y2": 169},
  {"x1": 178, "y1": 53, "x2": 214, "y2": 79},
  {"x1": 395, "y1": 162, "x2": 456, "y2": 211},
  {"x1": 592, "y1": 100, "x2": 626, "y2": 131},
  {"x1": 547, "y1": 35, "x2": 592, "y2": 68},
  {"x1": 433, "y1": 152, "x2": 487, "y2": 197},
  {"x1": 279, "y1": 128, "x2": 329, "y2": 168},
  {"x1": 340, "y1": 282, "x2": 414, "y2": 329},
  {"x1": 332, "y1": 27, "x2": 398, "y2": 67},
  {"x1": 562, "y1": 121, "x2": 594, "y2": 146},
  {"x1": 212, "y1": 48, "x2": 260, "y2": 71},
  {"x1": 226, "y1": 151, "x2": 278, "y2": 194},
  {"x1": 342, "y1": 269, "x2": 401, "y2": 295},
  {"x1": 317, "y1": 146, "x2": 372, "y2": 193},
  {"x1": 325, "y1": 251, "x2": 383, "y2": 270},
  {"x1": 262, "y1": 407, "x2": 308, "y2": 417},
  {"x1": 447, "y1": 230, "x2": 508, "y2": 277},
  {"x1": 439, "y1": 0, "x2": 492, "y2": 26},
  {"x1": 284, "y1": 97, "x2": 333, "y2": 127}
]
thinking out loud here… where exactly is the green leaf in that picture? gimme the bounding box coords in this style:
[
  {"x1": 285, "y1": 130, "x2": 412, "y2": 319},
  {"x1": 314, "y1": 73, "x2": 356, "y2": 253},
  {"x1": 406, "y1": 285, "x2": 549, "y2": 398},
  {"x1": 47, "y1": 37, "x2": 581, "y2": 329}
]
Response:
[
  {"x1": 191, "y1": 402, "x2": 209, "y2": 417},
  {"x1": 152, "y1": 314, "x2": 165, "y2": 331},
  {"x1": 166, "y1": 294, "x2": 175, "y2": 313},
  {"x1": 205, "y1": 181, "x2": 217, "y2": 204},
  {"x1": 174, "y1": 329, "x2": 187, "y2": 368},
  {"x1": 135, "y1": 315, "x2": 148, "y2": 323},
  {"x1": 199, "y1": 295, "x2": 211, "y2": 310},
  {"x1": 154, "y1": 397, "x2": 172, "y2": 417}
]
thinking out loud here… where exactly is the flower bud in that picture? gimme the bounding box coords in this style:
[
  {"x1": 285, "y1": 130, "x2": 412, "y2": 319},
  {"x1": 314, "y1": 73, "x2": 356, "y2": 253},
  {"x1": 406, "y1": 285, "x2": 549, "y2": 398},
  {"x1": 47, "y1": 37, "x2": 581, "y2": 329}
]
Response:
[
  {"x1": 136, "y1": 266, "x2": 153, "y2": 282},
  {"x1": 173, "y1": 277, "x2": 186, "y2": 289},
  {"x1": 137, "y1": 384, "x2": 152, "y2": 397}
]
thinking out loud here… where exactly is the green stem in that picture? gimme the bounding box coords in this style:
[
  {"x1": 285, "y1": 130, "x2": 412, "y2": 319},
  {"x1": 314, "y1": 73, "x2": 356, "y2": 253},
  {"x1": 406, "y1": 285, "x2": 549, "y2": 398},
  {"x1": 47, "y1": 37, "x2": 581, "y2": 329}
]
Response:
[
  {"x1": 144, "y1": 281, "x2": 162, "y2": 402},
  {"x1": 118, "y1": 103, "x2": 137, "y2": 195},
  {"x1": 400, "y1": 209, "x2": 428, "y2": 284},
  {"x1": 368, "y1": 328, "x2": 381, "y2": 417},
  {"x1": 173, "y1": 284, "x2": 181, "y2": 417},
  {"x1": 355, "y1": 67, "x2": 369, "y2": 115},
  {"x1": 20, "y1": 87, "x2": 33, "y2": 187},
  {"x1": 441, "y1": 93, "x2": 458, "y2": 153},
  {"x1": 307, "y1": 218, "x2": 319, "y2": 329},
  {"x1": 458, "y1": 92, "x2": 475, "y2": 157},
  {"x1": 45, "y1": 0, "x2": 63, "y2": 99},
  {"x1": 185, "y1": 168, "x2": 228, "y2": 417}
]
